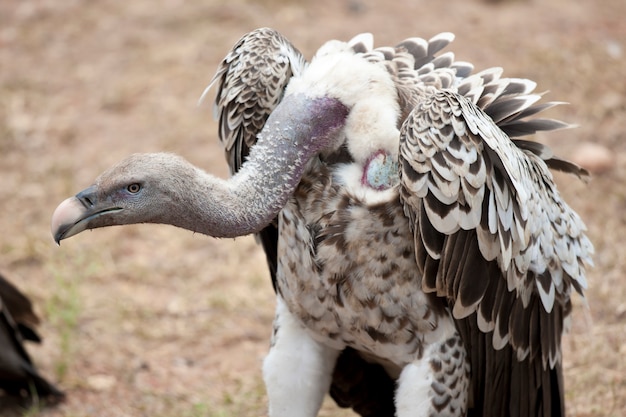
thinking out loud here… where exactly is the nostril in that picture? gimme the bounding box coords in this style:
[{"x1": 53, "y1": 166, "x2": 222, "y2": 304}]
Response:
[{"x1": 76, "y1": 186, "x2": 97, "y2": 209}]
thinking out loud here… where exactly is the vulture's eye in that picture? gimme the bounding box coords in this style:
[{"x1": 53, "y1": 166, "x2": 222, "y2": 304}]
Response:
[{"x1": 127, "y1": 183, "x2": 141, "y2": 194}]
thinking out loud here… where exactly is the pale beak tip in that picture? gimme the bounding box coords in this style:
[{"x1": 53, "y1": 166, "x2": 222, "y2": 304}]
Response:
[{"x1": 51, "y1": 197, "x2": 85, "y2": 244}]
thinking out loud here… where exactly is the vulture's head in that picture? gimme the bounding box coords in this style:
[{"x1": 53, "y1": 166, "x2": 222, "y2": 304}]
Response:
[{"x1": 51, "y1": 153, "x2": 199, "y2": 243}]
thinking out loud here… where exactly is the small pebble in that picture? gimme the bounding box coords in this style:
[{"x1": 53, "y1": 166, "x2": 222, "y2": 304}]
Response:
[
  {"x1": 87, "y1": 374, "x2": 116, "y2": 391},
  {"x1": 570, "y1": 143, "x2": 615, "y2": 174}
]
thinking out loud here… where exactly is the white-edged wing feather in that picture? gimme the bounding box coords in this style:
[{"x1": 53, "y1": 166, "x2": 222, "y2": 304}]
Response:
[
  {"x1": 398, "y1": 89, "x2": 593, "y2": 367},
  {"x1": 203, "y1": 27, "x2": 307, "y2": 174}
]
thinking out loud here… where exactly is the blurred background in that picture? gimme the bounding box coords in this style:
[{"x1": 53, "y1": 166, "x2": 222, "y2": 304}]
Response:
[{"x1": 0, "y1": 0, "x2": 624, "y2": 416}]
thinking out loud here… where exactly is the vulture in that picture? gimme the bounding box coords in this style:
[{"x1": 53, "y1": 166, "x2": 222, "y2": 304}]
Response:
[
  {"x1": 51, "y1": 28, "x2": 593, "y2": 417},
  {"x1": 0, "y1": 272, "x2": 64, "y2": 403}
]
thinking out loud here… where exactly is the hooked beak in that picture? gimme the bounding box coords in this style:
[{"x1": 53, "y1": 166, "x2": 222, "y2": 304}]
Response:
[{"x1": 51, "y1": 186, "x2": 122, "y2": 244}]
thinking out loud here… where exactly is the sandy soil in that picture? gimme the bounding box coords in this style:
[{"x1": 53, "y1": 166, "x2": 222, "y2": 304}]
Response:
[{"x1": 0, "y1": 0, "x2": 624, "y2": 416}]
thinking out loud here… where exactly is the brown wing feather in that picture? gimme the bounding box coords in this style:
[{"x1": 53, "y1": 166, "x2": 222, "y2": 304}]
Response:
[
  {"x1": 205, "y1": 27, "x2": 307, "y2": 174},
  {"x1": 399, "y1": 88, "x2": 592, "y2": 416}
]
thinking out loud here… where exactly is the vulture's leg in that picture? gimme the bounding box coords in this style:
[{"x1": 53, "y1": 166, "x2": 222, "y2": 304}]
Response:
[
  {"x1": 263, "y1": 298, "x2": 340, "y2": 417},
  {"x1": 395, "y1": 329, "x2": 470, "y2": 417}
]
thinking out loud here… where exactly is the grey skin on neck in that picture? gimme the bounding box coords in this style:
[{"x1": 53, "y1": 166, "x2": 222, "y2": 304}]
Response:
[
  {"x1": 221, "y1": 93, "x2": 349, "y2": 236},
  {"x1": 51, "y1": 93, "x2": 349, "y2": 242}
]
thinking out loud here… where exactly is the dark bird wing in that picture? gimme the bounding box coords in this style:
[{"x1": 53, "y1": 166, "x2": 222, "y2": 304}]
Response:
[
  {"x1": 0, "y1": 274, "x2": 41, "y2": 343},
  {"x1": 0, "y1": 273, "x2": 64, "y2": 402},
  {"x1": 397, "y1": 87, "x2": 592, "y2": 416}
]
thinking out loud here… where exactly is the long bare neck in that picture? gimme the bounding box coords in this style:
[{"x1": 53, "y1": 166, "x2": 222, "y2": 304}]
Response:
[{"x1": 168, "y1": 94, "x2": 348, "y2": 238}]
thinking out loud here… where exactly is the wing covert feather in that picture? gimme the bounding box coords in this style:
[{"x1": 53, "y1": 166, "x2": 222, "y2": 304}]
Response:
[
  {"x1": 205, "y1": 27, "x2": 307, "y2": 174},
  {"x1": 399, "y1": 89, "x2": 593, "y2": 367}
]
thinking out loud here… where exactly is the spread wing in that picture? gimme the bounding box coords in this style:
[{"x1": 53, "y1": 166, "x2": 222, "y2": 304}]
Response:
[{"x1": 398, "y1": 88, "x2": 593, "y2": 416}]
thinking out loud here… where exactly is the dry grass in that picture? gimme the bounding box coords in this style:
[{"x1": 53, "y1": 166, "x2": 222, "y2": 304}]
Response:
[{"x1": 0, "y1": 0, "x2": 624, "y2": 416}]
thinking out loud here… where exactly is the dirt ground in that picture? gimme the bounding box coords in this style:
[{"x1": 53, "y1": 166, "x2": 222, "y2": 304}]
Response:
[{"x1": 0, "y1": 0, "x2": 624, "y2": 416}]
